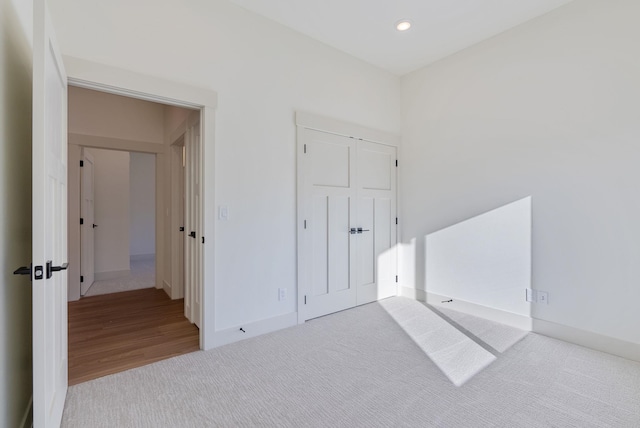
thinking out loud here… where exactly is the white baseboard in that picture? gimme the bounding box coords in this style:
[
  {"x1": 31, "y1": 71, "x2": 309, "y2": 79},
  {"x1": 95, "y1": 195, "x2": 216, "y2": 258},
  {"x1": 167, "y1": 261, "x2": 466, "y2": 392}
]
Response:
[
  {"x1": 398, "y1": 286, "x2": 640, "y2": 362},
  {"x1": 95, "y1": 269, "x2": 130, "y2": 281},
  {"x1": 398, "y1": 286, "x2": 533, "y2": 331},
  {"x1": 19, "y1": 396, "x2": 32, "y2": 428},
  {"x1": 163, "y1": 280, "x2": 172, "y2": 297},
  {"x1": 212, "y1": 312, "x2": 298, "y2": 348},
  {"x1": 533, "y1": 319, "x2": 640, "y2": 362}
]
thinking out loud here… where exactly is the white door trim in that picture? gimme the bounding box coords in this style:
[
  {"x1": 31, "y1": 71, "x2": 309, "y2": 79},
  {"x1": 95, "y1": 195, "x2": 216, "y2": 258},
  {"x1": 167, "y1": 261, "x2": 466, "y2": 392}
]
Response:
[
  {"x1": 296, "y1": 112, "x2": 400, "y2": 324},
  {"x1": 65, "y1": 57, "x2": 217, "y2": 350},
  {"x1": 295, "y1": 111, "x2": 400, "y2": 147}
]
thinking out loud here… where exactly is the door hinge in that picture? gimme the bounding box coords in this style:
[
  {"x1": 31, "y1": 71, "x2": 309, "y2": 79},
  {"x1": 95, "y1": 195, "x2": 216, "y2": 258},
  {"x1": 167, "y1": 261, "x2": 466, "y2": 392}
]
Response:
[
  {"x1": 80, "y1": 160, "x2": 84, "y2": 167},
  {"x1": 395, "y1": 275, "x2": 398, "y2": 283},
  {"x1": 80, "y1": 275, "x2": 84, "y2": 283},
  {"x1": 80, "y1": 218, "x2": 84, "y2": 225},
  {"x1": 395, "y1": 217, "x2": 398, "y2": 225},
  {"x1": 202, "y1": 237, "x2": 205, "y2": 244},
  {"x1": 304, "y1": 220, "x2": 307, "y2": 229},
  {"x1": 304, "y1": 144, "x2": 307, "y2": 154},
  {"x1": 304, "y1": 295, "x2": 307, "y2": 305},
  {"x1": 395, "y1": 159, "x2": 398, "y2": 167}
]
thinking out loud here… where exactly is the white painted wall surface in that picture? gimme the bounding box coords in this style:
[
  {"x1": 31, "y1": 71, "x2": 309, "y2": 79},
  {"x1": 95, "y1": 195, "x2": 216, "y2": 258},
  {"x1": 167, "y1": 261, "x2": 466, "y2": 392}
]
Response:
[
  {"x1": 90, "y1": 148, "x2": 131, "y2": 275},
  {"x1": 425, "y1": 197, "x2": 531, "y2": 317},
  {"x1": 0, "y1": 0, "x2": 34, "y2": 425},
  {"x1": 400, "y1": 0, "x2": 640, "y2": 344},
  {"x1": 68, "y1": 86, "x2": 164, "y2": 143},
  {"x1": 130, "y1": 152, "x2": 156, "y2": 256},
  {"x1": 48, "y1": 0, "x2": 402, "y2": 331}
]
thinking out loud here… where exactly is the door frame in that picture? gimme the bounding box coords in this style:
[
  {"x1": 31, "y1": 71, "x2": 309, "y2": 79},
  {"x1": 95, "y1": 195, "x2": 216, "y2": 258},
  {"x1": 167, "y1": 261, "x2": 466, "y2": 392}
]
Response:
[
  {"x1": 65, "y1": 57, "x2": 217, "y2": 349},
  {"x1": 79, "y1": 148, "x2": 95, "y2": 295},
  {"x1": 169, "y1": 135, "x2": 186, "y2": 300},
  {"x1": 295, "y1": 112, "x2": 401, "y2": 324}
]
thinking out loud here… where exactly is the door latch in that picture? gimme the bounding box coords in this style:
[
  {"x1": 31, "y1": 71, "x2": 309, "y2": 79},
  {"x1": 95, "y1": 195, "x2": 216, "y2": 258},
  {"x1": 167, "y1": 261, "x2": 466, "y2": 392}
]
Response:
[
  {"x1": 189, "y1": 231, "x2": 196, "y2": 238},
  {"x1": 349, "y1": 228, "x2": 357, "y2": 235},
  {"x1": 15, "y1": 264, "x2": 44, "y2": 280}
]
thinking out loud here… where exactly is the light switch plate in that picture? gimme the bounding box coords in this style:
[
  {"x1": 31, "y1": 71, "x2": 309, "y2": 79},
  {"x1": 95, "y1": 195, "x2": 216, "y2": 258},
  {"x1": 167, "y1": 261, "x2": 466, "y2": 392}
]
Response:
[{"x1": 218, "y1": 206, "x2": 228, "y2": 220}]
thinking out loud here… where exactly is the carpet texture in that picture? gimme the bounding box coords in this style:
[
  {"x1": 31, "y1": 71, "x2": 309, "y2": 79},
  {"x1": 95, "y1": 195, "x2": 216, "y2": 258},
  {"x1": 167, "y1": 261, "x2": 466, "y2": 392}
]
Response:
[
  {"x1": 85, "y1": 256, "x2": 155, "y2": 297},
  {"x1": 62, "y1": 297, "x2": 640, "y2": 427}
]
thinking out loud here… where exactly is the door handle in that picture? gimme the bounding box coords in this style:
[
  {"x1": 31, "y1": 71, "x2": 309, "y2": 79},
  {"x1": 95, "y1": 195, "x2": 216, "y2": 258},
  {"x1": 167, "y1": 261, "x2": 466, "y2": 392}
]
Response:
[
  {"x1": 189, "y1": 231, "x2": 196, "y2": 238},
  {"x1": 179, "y1": 227, "x2": 185, "y2": 232},
  {"x1": 357, "y1": 228, "x2": 370, "y2": 234},
  {"x1": 14, "y1": 264, "x2": 32, "y2": 281},
  {"x1": 46, "y1": 261, "x2": 69, "y2": 279},
  {"x1": 93, "y1": 223, "x2": 98, "y2": 228},
  {"x1": 14, "y1": 265, "x2": 31, "y2": 275}
]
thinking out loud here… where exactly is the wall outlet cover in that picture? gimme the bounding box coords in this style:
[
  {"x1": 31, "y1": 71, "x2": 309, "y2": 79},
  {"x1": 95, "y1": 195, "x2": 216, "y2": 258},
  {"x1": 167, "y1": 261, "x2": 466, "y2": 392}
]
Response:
[{"x1": 537, "y1": 291, "x2": 549, "y2": 304}]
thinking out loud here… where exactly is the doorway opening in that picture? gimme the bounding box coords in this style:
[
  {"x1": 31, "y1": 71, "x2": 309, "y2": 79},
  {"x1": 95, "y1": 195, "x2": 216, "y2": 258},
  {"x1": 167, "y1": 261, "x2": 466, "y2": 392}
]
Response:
[
  {"x1": 66, "y1": 86, "x2": 202, "y2": 384},
  {"x1": 79, "y1": 147, "x2": 157, "y2": 297}
]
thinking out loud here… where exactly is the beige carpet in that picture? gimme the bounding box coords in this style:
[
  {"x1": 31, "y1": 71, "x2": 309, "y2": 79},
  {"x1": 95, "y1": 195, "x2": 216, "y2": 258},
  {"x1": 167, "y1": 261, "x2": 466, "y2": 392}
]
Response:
[
  {"x1": 62, "y1": 297, "x2": 640, "y2": 427},
  {"x1": 84, "y1": 256, "x2": 155, "y2": 297}
]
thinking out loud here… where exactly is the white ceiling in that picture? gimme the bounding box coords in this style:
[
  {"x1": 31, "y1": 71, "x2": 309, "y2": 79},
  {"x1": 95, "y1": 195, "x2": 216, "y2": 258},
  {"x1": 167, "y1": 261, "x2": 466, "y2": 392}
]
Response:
[{"x1": 226, "y1": 0, "x2": 574, "y2": 75}]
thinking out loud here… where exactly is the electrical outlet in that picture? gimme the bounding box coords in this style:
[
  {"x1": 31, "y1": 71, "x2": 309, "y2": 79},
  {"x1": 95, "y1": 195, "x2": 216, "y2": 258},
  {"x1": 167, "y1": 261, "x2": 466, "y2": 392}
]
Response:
[
  {"x1": 278, "y1": 288, "x2": 287, "y2": 301},
  {"x1": 526, "y1": 288, "x2": 535, "y2": 303},
  {"x1": 537, "y1": 291, "x2": 549, "y2": 305}
]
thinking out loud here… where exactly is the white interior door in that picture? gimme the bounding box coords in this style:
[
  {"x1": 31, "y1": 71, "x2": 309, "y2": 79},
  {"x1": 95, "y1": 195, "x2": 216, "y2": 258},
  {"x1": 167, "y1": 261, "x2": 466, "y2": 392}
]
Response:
[
  {"x1": 184, "y1": 116, "x2": 202, "y2": 327},
  {"x1": 300, "y1": 129, "x2": 357, "y2": 320},
  {"x1": 356, "y1": 141, "x2": 397, "y2": 305},
  {"x1": 32, "y1": 0, "x2": 68, "y2": 426},
  {"x1": 299, "y1": 128, "x2": 397, "y2": 321},
  {"x1": 80, "y1": 149, "x2": 95, "y2": 294}
]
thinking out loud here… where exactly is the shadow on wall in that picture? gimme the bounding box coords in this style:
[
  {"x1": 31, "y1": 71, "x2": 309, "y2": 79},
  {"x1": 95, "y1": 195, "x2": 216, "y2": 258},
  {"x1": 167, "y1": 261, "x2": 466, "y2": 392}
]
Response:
[{"x1": 398, "y1": 196, "x2": 532, "y2": 319}]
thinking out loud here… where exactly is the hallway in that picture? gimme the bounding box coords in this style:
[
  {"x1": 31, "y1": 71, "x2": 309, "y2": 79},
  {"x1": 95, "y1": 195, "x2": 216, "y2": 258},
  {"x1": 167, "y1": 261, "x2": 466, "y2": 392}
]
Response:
[
  {"x1": 68, "y1": 288, "x2": 199, "y2": 385},
  {"x1": 84, "y1": 255, "x2": 155, "y2": 297}
]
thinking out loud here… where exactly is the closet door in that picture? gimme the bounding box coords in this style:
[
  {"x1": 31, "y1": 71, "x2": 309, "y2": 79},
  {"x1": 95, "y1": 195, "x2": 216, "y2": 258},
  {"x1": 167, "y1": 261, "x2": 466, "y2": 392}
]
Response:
[
  {"x1": 299, "y1": 129, "x2": 397, "y2": 321},
  {"x1": 300, "y1": 129, "x2": 357, "y2": 320},
  {"x1": 356, "y1": 141, "x2": 397, "y2": 305}
]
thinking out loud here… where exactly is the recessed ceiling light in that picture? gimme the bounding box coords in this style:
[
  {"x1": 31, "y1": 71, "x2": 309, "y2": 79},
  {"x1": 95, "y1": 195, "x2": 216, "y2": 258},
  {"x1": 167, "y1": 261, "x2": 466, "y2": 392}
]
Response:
[{"x1": 396, "y1": 20, "x2": 412, "y2": 32}]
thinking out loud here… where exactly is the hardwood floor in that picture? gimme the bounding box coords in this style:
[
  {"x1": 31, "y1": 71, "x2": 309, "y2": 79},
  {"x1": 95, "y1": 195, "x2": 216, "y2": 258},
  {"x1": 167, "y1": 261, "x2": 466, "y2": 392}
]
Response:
[{"x1": 68, "y1": 288, "x2": 199, "y2": 385}]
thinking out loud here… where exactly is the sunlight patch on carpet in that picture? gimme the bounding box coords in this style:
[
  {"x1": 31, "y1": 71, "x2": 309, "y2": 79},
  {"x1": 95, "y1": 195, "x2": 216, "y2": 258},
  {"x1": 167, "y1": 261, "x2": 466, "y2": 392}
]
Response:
[{"x1": 379, "y1": 297, "x2": 496, "y2": 386}]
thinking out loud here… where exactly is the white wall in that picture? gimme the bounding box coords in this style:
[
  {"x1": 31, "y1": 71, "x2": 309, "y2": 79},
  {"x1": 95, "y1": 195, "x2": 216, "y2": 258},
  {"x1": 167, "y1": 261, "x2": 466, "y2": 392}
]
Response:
[
  {"x1": 69, "y1": 86, "x2": 164, "y2": 143},
  {"x1": 425, "y1": 197, "x2": 531, "y2": 317},
  {"x1": 130, "y1": 152, "x2": 156, "y2": 256},
  {"x1": 400, "y1": 0, "x2": 640, "y2": 345},
  {"x1": 90, "y1": 148, "x2": 131, "y2": 276},
  {"x1": 48, "y1": 0, "x2": 402, "y2": 332},
  {"x1": 0, "y1": 0, "x2": 33, "y2": 425}
]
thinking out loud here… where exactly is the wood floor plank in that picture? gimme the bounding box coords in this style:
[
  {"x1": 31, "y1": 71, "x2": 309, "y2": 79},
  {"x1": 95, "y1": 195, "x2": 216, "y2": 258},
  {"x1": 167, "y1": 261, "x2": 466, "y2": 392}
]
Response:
[{"x1": 68, "y1": 288, "x2": 199, "y2": 386}]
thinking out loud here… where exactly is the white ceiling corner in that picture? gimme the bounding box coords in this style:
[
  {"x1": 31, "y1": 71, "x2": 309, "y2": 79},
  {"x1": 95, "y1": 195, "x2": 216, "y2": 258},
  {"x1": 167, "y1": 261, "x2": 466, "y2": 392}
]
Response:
[{"x1": 226, "y1": 0, "x2": 575, "y2": 75}]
